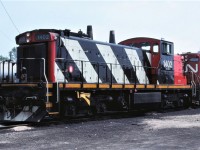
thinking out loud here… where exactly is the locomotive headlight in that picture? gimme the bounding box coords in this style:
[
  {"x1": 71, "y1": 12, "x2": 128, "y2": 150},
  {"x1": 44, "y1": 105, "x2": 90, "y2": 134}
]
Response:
[
  {"x1": 26, "y1": 32, "x2": 30, "y2": 37},
  {"x1": 26, "y1": 38, "x2": 30, "y2": 43}
]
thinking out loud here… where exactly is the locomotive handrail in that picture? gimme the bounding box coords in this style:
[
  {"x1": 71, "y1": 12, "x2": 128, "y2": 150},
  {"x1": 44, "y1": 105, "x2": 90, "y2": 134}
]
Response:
[
  {"x1": 7, "y1": 60, "x2": 11, "y2": 82},
  {"x1": 197, "y1": 75, "x2": 200, "y2": 85},
  {"x1": 194, "y1": 73, "x2": 200, "y2": 98},
  {"x1": 2, "y1": 61, "x2": 5, "y2": 82},
  {"x1": 55, "y1": 58, "x2": 65, "y2": 103},
  {"x1": 20, "y1": 58, "x2": 49, "y2": 103},
  {"x1": 11, "y1": 62, "x2": 16, "y2": 83},
  {"x1": 19, "y1": 58, "x2": 48, "y2": 82},
  {"x1": 58, "y1": 58, "x2": 159, "y2": 69},
  {"x1": 194, "y1": 73, "x2": 200, "y2": 84},
  {"x1": 190, "y1": 71, "x2": 196, "y2": 96},
  {"x1": 55, "y1": 58, "x2": 158, "y2": 85}
]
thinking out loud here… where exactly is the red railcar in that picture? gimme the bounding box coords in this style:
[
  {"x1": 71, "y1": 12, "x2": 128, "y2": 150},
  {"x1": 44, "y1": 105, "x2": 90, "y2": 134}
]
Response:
[{"x1": 182, "y1": 53, "x2": 200, "y2": 81}]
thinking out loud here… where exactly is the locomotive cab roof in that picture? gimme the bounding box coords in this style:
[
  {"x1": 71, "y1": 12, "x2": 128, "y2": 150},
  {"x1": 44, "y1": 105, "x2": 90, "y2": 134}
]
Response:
[{"x1": 119, "y1": 37, "x2": 173, "y2": 46}]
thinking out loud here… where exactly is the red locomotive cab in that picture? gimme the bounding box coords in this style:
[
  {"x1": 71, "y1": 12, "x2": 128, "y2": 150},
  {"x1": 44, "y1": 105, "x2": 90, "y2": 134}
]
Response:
[
  {"x1": 119, "y1": 37, "x2": 174, "y2": 84},
  {"x1": 119, "y1": 37, "x2": 160, "y2": 68},
  {"x1": 174, "y1": 55, "x2": 187, "y2": 85},
  {"x1": 119, "y1": 38, "x2": 161, "y2": 84}
]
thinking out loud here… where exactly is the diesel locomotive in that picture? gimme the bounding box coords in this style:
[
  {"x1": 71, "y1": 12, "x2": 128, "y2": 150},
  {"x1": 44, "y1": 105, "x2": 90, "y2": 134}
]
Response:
[{"x1": 0, "y1": 25, "x2": 199, "y2": 122}]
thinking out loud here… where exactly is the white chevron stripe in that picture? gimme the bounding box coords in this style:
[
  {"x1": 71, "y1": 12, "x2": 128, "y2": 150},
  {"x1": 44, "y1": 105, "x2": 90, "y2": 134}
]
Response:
[
  {"x1": 55, "y1": 63, "x2": 68, "y2": 82},
  {"x1": 157, "y1": 80, "x2": 160, "y2": 85},
  {"x1": 96, "y1": 44, "x2": 129, "y2": 84},
  {"x1": 62, "y1": 38, "x2": 101, "y2": 83},
  {"x1": 146, "y1": 52, "x2": 151, "y2": 65},
  {"x1": 124, "y1": 48, "x2": 149, "y2": 84}
]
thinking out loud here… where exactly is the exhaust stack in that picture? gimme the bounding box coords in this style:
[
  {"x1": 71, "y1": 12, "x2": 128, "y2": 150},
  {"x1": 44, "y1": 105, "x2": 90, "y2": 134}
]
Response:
[
  {"x1": 109, "y1": 30, "x2": 116, "y2": 44},
  {"x1": 87, "y1": 25, "x2": 93, "y2": 40}
]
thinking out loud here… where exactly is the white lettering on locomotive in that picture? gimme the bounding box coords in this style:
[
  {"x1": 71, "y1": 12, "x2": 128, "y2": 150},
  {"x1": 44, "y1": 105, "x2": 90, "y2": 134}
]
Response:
[
  {"x1": 185, "y1": 64, "x2": 198, "y2": 73},
  {"x1": 163, "y1": 60, "x2": 173, "y2": 69}
]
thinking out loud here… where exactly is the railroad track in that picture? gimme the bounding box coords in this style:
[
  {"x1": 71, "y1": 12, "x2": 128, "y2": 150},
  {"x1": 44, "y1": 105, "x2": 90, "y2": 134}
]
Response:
[
  {"x1": 60, "y1": 110, "x2": 148, "y2": 125},
  {"x1": 0, "y1": 108, "x2": 193, "y2": 130},
  {"x1": 0, "y1": 123, "x2": 29, "y2": 130},
  {"x1": 0, "y1": 122, "x2": 61, "y2": 131},
  {"x1": 0, "y1": 112, "x2": 139, "y2": 130}
]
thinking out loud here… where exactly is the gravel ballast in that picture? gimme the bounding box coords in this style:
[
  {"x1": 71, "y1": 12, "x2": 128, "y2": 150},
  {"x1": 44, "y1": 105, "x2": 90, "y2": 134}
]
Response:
[{"x1": 1, "y1": 108, "x2": 200, "y2": 150}]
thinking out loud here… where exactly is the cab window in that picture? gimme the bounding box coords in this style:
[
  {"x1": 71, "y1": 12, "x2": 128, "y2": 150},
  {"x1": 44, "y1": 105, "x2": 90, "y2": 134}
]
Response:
[
  {"x1": 153, "y1": 44, "x2": 159, "y2": 53},
  {"x1": 189, "y1": 58, "x2": 199, "y2": 62},
  {"x1": 162, "y1": 43, "x2": 172, "y2": 55},
  {"x1": 141, "y1": 42, "x2": 150, "y2": 51},
  {"x1": 132, "y1": 42, "x2": 150, "y2": 51}
]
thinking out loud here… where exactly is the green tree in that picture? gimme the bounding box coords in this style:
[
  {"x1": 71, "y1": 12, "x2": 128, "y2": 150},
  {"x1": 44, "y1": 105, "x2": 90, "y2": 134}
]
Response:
[
  {"x1": 0, "y1": 47, "x2": 17, "y2": 61},
  {"x1": 0, "y1": 55, "x2": 8, "y2": 61},
  {"x1": 9, "y1": 47, "x2": 17, "y2": 61}
]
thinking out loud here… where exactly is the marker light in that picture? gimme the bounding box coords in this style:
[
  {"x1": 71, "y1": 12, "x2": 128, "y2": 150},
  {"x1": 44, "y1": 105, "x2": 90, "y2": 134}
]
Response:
[{"x1": 69, "y1": 66, "x2": 73, "y2": 73}]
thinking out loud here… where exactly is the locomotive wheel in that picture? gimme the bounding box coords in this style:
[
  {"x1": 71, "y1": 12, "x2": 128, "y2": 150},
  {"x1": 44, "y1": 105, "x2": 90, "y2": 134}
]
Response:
[
  {"x1": 183, "y1": 97, "x2": 191, "y2": 108},
  {"x1": 70, "y1": 105, "x2": 76, "y2": 116},
  {"x1": 161, "y1": 100, "x2": 167, "y2": 109},
  {"x1": 117, "y1": 96, "x2": 128, "y2": 110},
  {"x1": 96, "y1": 102, "x2": 107, "y2": 113},
  {"x1": 178, "y1": 98, "x2": 184, "y2": 107},
  {"x1": 64, "y1": 104, "x2": 76, "y2": 116},
  {"x1": 0, "y1": 105, "x2": 3, "y2": 113},
  {"x1": 101, "y1": 103, "x2": 107, "y2": 112}
]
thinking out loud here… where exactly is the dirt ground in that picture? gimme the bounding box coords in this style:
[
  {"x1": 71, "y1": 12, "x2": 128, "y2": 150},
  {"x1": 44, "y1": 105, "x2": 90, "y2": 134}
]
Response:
[{"x1": 1, "y1": 108, "x2": 200, "y2": 150}]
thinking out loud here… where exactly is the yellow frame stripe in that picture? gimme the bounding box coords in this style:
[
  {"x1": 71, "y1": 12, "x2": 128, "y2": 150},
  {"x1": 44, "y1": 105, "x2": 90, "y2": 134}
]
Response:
[
  {"x1": 48, "y1": 112, "x2": 59, "y2": 115},
  {"x1": 156, "y1": 85, "x2": 191, "y2": 89},
  {"x1": 112, "y1": 84, "x2": 123, "y2": 88},
  {"x1": 168, "y1": 85, "x2": 191, "y2": 89},
  {"x1": 1, "y1": 83, "x2": 191, "y2": 90},
  {"x1": 83, "y1": 84, "x2": 97, "y2": 88},
  {"x1": 136, "y1": 84, "x2": 145, "y2": 88},
  {"x1": 99, "y1": 84, "x2": 110, "y2": 88},
  {"x1": 124, "y1": 84, "x2": 134, "y2": 88},
  {"x1": 59, "y1": 84, "x2": 64, "y2": 88},
  {"x1": 65, "y1": 84, "x2": 81, "y2": 88},
  {"x1": 46, "y1": 84, "x2": 53, "y2": 88},
  {"x1": 156, "y1": 85, "x2": 168, "y2": 88},
  {"x1": 46, "y1": 102, "x2": 53, "y2": 108},
  {"x1": 146, "y1": 85, "x2": 155, "y2": 88},
  {"x1": 46, "y1": 92, "x2": 53, "y2": 96}
]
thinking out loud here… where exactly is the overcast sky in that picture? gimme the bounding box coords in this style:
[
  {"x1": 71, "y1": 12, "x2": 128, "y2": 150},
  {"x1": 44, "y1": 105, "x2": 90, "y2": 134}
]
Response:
[{"x1": 1, "y1": 0, "x2": 200, "y2": 57}]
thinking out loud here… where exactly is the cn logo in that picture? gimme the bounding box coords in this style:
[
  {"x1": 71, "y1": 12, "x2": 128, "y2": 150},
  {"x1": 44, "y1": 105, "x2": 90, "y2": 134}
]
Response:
[
  {"x1": 163, "y1": 60, "x2": 173, "y2": 69},
  {"x1": 185, "y1": 64, "x2": 198, "y2": 73}
]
